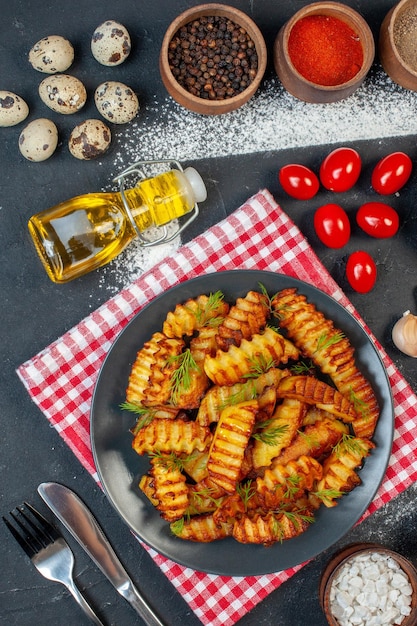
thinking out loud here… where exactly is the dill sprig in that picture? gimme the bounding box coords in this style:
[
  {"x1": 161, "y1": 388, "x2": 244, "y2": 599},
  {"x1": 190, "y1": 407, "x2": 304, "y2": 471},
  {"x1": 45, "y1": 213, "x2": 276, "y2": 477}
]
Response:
[
  {"x1": 282, "y1": 474, "x2": 302, "y2": 500},
  {"x1": 252, "y1": 419, "x2": 289, "y2": 446},
  {"x1": 193, "y1": 290, "x2": 226, "y2": 327},
  {"x1": 313, "y1": 487, "x2": 344, "y2": 502},
  {"x1": 170, "y1": 517, "x2": 185, "y2": 536},
  {"x1": 219, "y1": 381, "x2": 258, "y2": 410},
  {"x1": 167, "y1": 349, "x2": 199, "y2": 404},
  {"x1": 314, "y1": 331, "x2": 345, "y2": 354},
  {"x1": 119, "y1": 401, "x2": 155, "y2": 433},
  {"x1": 332, "y1": 433, "x2": 369, "y2": 458},
  {"x1": 349, "y1": 388, "x2": 370, "y2": 421},
  {"x1": 291, "y1": 360, "x2": 316, "y2": 375},
  {"x1": 243, "y1": 354, "x2": 276, "y2": 379},
  {"x1": 149, "y1": 450, "x2": 197, "y2": 472},
  {"x1": 236, "y1": 480, "x2": 256, "y2": 511}
]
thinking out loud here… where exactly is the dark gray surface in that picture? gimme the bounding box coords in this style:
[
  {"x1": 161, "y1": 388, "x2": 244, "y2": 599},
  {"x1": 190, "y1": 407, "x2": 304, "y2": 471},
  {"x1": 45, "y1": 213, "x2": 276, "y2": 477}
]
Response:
[{"x1": 2, "y1": 1, "x2": 417, "y2": 625}]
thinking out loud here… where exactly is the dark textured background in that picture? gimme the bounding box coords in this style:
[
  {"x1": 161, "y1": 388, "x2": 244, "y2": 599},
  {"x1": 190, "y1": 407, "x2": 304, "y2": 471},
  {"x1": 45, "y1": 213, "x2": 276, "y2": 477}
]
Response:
[{"x1": 1, "y1": 1, "x2": 417, "y2": 624}]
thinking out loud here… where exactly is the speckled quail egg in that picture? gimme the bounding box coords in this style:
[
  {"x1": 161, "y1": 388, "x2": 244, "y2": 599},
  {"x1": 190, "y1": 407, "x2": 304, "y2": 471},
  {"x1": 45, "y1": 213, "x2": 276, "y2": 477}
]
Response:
[
  {"x1": 94, "y1": 81, "x2": 139, "y2": 124},
  {"x1": 29, "y1": 35, "x2": 74, "y2": 73},
  {"x1": 18, "y1": 118, "x2": 58, "y2": 162},
  {"x1": 38, "y1": 74, "x2": 87, "y2": 114},
  {"x1": 68, "y1": 119, "x2": 111, "y2": 160},
  {"x1": 0, "y1": 90, "x2": 29, "y2": 127},
  {"x1": 91, "y1": 20, "x2": 131, "y2": 66}
]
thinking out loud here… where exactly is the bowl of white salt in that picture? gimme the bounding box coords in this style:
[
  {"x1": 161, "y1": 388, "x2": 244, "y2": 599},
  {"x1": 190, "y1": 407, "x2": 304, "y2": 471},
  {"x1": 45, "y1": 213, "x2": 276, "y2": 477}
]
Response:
[{"x1": 319, "y1": 543, "x2": 417, "y2": 626}]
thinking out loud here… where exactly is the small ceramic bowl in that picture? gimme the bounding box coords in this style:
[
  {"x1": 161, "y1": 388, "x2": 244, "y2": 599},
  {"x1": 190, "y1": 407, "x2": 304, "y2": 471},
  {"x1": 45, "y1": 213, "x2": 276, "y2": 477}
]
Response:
[
  {"x1": 273, "y1": 1, "x2": 375, "y2": 103},
  {"x1": 319, "y1": 543, "x2": 417, "y2": 625},
  {"x1": 159, "y1": 3, "x2": 267, "y2": 115},
  {"x1": 379, "y1": 0, "x2": 417, "y2": 91}
]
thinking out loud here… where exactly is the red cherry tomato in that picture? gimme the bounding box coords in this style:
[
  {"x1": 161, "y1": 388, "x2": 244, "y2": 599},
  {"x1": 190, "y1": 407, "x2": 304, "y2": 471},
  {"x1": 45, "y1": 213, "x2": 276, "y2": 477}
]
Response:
[
  {"x1": 346, "y1": 251, "x2": 377, "y2": 293},
  {"x1": 279, "y1": 164, "x2": 320, "y2": 200},
  {"x1": 313, "y1": 204, "x2": 351, "y2": 248},
  {"x1": 371, "y1": 151, "x2": 412, "y2": 195},
  {"x1": 319, "y1": 147, "x2": 362, "y2": 192},
  {"x1": 356, "y1": 202, "x2": 399, "y2": 238}
]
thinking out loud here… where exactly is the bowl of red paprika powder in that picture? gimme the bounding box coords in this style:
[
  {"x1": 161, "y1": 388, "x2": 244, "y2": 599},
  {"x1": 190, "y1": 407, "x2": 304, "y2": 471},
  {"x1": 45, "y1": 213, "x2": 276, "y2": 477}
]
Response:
[
  {"x1": 379, "y1": 0, "x2": 417, "y2": 92},
  {"x1": 159, "y1": 3, "x2": 267, "y2": 115},
  {"x1": 273, "y1": 1, "x2": 375, "y2": 103}
]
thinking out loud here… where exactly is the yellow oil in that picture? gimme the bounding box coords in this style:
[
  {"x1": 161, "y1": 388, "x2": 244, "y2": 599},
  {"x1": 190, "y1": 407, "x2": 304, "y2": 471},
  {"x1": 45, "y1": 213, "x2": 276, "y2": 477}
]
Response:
[{"x1": 28, "y1": 170, "x2": 195, "y2": 283}]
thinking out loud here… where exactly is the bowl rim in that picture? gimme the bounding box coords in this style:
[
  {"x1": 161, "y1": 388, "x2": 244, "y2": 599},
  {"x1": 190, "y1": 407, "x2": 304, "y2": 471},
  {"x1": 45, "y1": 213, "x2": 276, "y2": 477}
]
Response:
[
  {"x1": 384, "y1": 0, "x2": 417, "y2": 78},
  {"x1": 320, "y1": 542, "x2": 417, "y2": 625},
  {"x1": 159, "y1": 2, "x2": 267, "y2": 112},
  {"x1": 278, "y1": 0, "x2": 375, "y2": 92}
]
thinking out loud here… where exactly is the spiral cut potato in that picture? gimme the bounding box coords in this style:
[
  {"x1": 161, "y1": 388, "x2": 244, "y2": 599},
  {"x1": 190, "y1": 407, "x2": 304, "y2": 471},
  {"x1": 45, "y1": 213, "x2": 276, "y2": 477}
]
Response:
[{"x1": 126, "y1": 287, "x2": 380, "y2": 547}]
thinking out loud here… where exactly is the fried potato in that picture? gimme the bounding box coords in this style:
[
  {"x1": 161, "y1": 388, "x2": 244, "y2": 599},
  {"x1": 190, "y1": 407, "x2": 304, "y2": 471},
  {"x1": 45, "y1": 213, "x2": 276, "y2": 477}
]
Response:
[
  {"x1": 207, "y1": 400, "x2": 258, "y2": 493},
  {"x1": 277, "y1": 375, "x2": 358, "y2": 423},
  {"x1": 148, "y1": 456, "x2": 189, "y2": 522},
  {"x1": 252, "y1": 398, "x2": 307, "y2": 469},
  {"x1": 163, "y1": 292, "x2": 229, "y2": 338},
  {"x1": 256, "y1": 455, "x2": 323, "y2": 510},
  {"x1": 315, "y1": 436, "x2": 375, "y2": 507},
  {"x1": 272, "y1": 288, "x2": 380, "y2": 438},
  {"x1": 171, "y1": 514, "x2": 233, "y2": 542},
  {"x1": 215, "y1": 290, "x2": 269, "y2": 351},
  {"x1": 204, "y1": 327, "x2": 294, "y2": 386},
  {"x1": 272, "y1": 418, "x2": 348, "y2": 466},
  {"x1": 126, "y1": 332, "x2": 184, "y2": 406},
  {"x1": 232, "y1": 508, "x2": 313, "y2": 546},
  {"x1": 132, "y1": 418, "x2": 211, "y2": 456}
]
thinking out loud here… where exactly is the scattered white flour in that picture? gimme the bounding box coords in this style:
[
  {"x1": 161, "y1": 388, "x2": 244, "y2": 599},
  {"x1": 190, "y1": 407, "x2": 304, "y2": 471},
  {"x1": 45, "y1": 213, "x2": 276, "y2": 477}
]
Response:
[{"x1": 99, "y1": 70, "x2": 417, "y2": 292}]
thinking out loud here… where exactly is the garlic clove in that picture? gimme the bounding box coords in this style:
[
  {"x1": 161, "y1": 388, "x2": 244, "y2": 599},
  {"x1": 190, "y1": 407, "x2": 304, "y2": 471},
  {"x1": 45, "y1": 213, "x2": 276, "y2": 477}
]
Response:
[{"x1": 392, "y1": 310, "x2": 417, "y2": 358}]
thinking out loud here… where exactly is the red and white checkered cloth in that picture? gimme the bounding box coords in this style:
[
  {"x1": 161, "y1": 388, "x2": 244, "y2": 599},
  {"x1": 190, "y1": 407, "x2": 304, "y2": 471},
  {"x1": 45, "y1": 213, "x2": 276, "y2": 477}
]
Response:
[{"x1": 17, "y1": 189, "x2": 417, "y2": 626}]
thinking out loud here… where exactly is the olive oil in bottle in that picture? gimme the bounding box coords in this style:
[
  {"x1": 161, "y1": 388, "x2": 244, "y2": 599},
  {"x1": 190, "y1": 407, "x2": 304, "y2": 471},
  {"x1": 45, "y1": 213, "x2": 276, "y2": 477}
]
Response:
[{"x1": 28, "y1": 166, "x2": 207, "y2": 283}]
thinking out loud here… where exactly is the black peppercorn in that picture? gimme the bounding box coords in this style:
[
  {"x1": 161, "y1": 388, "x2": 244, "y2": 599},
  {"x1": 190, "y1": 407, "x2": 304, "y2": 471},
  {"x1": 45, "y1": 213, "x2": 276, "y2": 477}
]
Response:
[{"x1": 167, "y1": 15, "x2": 258, "y2": 101}]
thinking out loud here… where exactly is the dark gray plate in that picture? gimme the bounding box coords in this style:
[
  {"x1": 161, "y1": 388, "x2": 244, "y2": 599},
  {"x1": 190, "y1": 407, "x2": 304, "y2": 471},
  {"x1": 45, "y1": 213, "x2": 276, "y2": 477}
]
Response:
[{"x1": 90, "y1": 270, "x2": 394, "y2": 576}]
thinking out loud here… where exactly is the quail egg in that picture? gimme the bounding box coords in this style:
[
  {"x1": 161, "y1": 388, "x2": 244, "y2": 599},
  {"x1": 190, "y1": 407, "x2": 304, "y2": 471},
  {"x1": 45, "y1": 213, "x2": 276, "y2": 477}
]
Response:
[
  {"x1": 18, "y1": 118, "x2": 58, "y2": 162},
  {"x1": 39, "y1": 74, "x2": 87, "y2": 114},
  {"x1": 94, "y1": 81, "x2": 139, "y2": 124},
  {"x1": 0, "y1": 90, "x2": 29, "y2": 127},
  {"x1": 68, "y1": 119, "x2": 111, "y2": 160},
  {"x1": 91, "y1": 20, "x2": 131, "y2": 66},
  {"x1": 29, "y1": 35, "x2": 74, "y2": 73}
]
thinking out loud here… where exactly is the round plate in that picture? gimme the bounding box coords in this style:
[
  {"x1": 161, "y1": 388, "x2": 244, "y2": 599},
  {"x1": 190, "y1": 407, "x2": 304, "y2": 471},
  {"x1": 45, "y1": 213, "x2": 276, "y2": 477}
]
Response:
[{"x1": 90, "y1": 270, "x2": 394, "y2": 576}]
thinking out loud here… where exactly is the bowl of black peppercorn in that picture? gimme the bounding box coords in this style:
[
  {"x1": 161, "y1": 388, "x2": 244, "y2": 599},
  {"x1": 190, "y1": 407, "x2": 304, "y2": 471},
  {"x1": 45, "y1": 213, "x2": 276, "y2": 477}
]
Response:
[{"x1": 159, "y1": 3, "x2": 267, "y2": 115}]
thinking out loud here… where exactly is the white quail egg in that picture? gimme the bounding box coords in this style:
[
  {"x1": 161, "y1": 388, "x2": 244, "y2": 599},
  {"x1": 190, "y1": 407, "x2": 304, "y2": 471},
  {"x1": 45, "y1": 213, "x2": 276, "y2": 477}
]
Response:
[
  {"x1": 38, "y1": 74, "x2": 87, "y2": 114},
  {"x1": 94, "y1": 81, "x2": 139, "y2": 124},
  {"x1": 0, "y1": 90, "x2": 29, "y2": 127},
  {"x1": 68, "y1": 119, "x2": 111, "y2": 160},
  {"x1": 91, "y1": 20, "x2": 131, "y2": 66},
  {"x1": 29, "y1": 35, "x2": 74, "y2": 73},
  {"x1": 18, "y1": 118, "x2": 58, "y2": 162}
]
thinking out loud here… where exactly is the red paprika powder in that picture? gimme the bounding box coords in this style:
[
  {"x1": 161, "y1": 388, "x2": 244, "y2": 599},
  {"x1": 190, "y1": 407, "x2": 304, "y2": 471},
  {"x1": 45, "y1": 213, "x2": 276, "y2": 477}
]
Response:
[{"x1": 287, "y1": 15, "x2": 363, "y2": 86}]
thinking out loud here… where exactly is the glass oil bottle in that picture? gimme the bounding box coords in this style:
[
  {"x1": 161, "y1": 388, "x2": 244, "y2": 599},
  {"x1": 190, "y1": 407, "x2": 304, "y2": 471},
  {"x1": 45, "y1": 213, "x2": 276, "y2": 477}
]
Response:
[{"x1": 28, "y1": 159, "x2": 207, "y2": 284}]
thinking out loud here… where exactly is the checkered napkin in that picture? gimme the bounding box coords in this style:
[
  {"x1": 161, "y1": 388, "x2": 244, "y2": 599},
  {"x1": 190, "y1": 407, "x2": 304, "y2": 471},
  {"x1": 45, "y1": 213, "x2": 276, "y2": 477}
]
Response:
[{"x1": 17, "y1": 189, "x2": 417, "y2": 626}]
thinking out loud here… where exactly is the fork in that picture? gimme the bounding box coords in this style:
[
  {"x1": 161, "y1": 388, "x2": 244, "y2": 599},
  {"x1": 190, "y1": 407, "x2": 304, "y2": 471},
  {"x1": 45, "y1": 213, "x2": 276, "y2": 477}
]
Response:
[{"x1": 3, "y1": 501, "x2": 105, "y2": 625}]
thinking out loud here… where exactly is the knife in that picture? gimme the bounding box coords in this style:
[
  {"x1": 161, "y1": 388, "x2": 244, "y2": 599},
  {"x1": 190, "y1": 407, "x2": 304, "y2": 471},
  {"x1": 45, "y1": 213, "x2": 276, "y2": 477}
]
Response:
[{"x1": 38, "y1": 482, "x2": 165, "y2": 626}]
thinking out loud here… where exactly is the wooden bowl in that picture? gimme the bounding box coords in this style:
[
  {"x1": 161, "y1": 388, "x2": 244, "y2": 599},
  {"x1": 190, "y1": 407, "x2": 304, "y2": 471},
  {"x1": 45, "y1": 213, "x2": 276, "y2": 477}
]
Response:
[
  {"x1": 159, "y1": 3, "x2": 267, "y2": 115},
  {"x1": 379, "y1": 0, "x2": 417, "y2": 92},
  {"x1": 319, "y1": 543, "x2": 417, "y2": 625},
  {"x1": 273, "y1": 1, "x2": 375, "y2": 103}
]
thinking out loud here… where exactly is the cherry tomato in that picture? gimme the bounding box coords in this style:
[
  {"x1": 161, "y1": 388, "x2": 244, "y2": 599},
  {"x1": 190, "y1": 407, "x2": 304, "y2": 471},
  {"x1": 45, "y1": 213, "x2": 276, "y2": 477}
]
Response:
[
  {"x1": 319, "y1": 147, "x2": 362, "y2": 192},
  {"x1": 313, "y1": 203, "x2": 351, "y2": 248},
  {"x1": 356, "y1": 202, "x2": 399, "y2": 238},
  {"x1": 346, "y1": 251, "x2": 377, "y2": 293},
  {"x1": 279, "y1": 164, "x2": 320, "y2": 200},
  {"x1": 371, "y1": 151, "x2": 412, "y2": 195}
]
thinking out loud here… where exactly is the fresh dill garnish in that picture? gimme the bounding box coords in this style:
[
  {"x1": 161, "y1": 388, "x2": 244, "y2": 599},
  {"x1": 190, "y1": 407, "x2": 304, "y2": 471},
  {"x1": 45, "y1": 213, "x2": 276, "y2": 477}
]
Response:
[
  {"x1": 243, "y1": 354, "x2": 276, "y2": 378},
  {"x1": 279, "y1": 509, "x2": 315, "y2": 528},
  {"x1": 252, "y1": 420, "x2": 289, "y2": 446},
  {"x1": 314, "y1": 331, "x2": 345, "y2": 354},
  {"x1": 167, "y1": 348, "x2": 199, "y2": 404},
  {"x1": 191, "y1": 487, "x2": 224, "y2": 509},
  {"x1": 170, "y1": 517, "x2": 185, "y2": 536},
  {"x1": 219, "y1": 381, "x2": 258, "y2": 409},
  {"x1": 349, "y1": 388, "x2": 370, "y2": 420},
  {"x1": 119, "y1": 401, "x2": 155, "y2": 433},
  {"x1": 291, "y1": 360, "x2": 315, "y2": 375},
  {"x1": 194, "y1": 290, "x2": 226, "y2": 327},
  {"x1": 282, "y1": 474, "x2": 302, "y2": 499},
  {"x1": 313, "y1": 487, "x2": 344, "y2": 502},
  {"x1": 332, "y1": 433, "x2": 368, "y2": 458},
  {"x1": 236, "y1": 480, "x2": 256, "y2": 511},
  {"x1": 149, "y1": 450, "x2": 197, "y2": 472}
]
